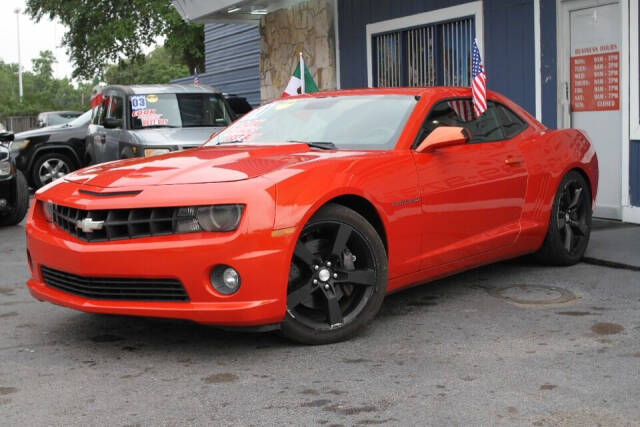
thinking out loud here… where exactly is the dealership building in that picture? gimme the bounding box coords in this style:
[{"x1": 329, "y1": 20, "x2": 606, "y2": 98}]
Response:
[{"x1": 172, "y1": 0, "x2": 640, "y2": 224}]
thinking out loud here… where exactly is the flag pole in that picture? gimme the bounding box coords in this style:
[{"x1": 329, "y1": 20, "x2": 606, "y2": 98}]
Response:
[{"x1": 299, "y1": 52, "x2": 305, "y2": 94}]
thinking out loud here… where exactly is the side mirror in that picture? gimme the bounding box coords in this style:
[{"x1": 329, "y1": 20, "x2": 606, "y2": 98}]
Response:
[
  {"x1": 416, "y1": 126, "x2": 469, "y2": 153},
  {"x1": 0, "y1": 132, "x2": 14, "y2": 143},
  {"x1": 103, "y1": 117, "x2": 123, "y2": 129},
  {"x1": 37, "y1": 120, "x2": 45, "y2": 128}
]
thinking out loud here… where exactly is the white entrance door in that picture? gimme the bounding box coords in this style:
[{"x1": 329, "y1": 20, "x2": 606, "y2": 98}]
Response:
[{"x1": 560, "y1": 0, "x2": 622, "y2": 219}]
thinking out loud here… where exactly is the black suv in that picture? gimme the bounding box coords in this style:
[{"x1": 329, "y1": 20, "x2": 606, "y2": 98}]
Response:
[
  {"x1": 11, "y1": 110, "x2": 91, "y2": 188},
  {"x1": 0, "y1": 132, "x2": 29, "y2": 226}
]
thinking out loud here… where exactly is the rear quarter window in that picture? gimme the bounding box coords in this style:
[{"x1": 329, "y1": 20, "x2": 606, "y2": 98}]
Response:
[{"x1": 494, "y1": 104, "x2": 528, "y2": 138}]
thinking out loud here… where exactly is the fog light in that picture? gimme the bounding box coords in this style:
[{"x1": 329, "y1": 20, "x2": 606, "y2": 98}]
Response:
[{"x1": 210, "y1": 265, "x2": 241, "y2": 295}]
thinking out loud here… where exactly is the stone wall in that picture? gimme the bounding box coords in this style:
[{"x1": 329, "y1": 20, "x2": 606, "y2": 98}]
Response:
[{"x1": 259, "y1": 0, "x2": 336, "y2": 102}]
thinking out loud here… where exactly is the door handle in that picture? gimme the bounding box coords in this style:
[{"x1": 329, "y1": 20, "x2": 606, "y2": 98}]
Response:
[{"x1": 504, "y1": 157, "x2": 523, "y2": 165}]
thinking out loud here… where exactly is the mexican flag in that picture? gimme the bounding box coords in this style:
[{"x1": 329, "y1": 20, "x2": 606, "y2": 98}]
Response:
[{"x1": 282, "y1": 53, "x2": 319, "y2": 97}]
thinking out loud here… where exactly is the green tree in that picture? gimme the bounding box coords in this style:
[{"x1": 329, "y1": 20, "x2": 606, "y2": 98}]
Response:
[
  {"x1": 31, "y1": 49, "x2": 56, "y2": 78},
  {"x1": 25, "y1": 0, "x2": 204, "y2": 80},
  {"x1": 103, "y1": 46, "x2": 189, "y2": 85},
  {"x1": 0, "y1": 51, "x2": 92, "y2": 118}
]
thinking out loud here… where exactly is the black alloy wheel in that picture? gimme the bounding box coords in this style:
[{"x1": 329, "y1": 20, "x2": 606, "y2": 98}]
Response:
[
  {"x1": 536, "y1": 170, "x2": 592, "y2": 265},
  {"x1": 557, "y1": 179, "x2": 589, "y2": 255},
  {"x1": 281, "y1": 204, "x2": 387, "y2": 345}
]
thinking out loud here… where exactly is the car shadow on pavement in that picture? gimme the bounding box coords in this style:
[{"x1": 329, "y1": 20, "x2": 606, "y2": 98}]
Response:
[{"x1": 33, "y1": 259, "x2": 534, "y2": 357}]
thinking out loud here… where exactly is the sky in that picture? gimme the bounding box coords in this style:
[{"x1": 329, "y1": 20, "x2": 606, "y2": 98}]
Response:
[
  {"x1": 0, "y1": 0, "x2": 162, "y2": 83},
  {"x1": 0, "y1": 0, "x2": 74, "y2": 80}
]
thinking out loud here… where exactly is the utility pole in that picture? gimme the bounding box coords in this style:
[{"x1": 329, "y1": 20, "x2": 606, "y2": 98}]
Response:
[{"x1": 15, "y1": 8, "x2": 23, "y2": 102}]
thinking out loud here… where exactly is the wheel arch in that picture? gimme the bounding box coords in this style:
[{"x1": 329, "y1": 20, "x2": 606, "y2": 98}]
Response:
[
  {"x1": 536, "y1": 165, "x2": 596, "y2": 239},
  {"x1": 324, "y1": 194, "x2": 389, "y2": 254},
  {"x1": 277, "y1": 189, "x2": 391, "y2": 279},
  {"x1": 557, "y1": 163, "x2": 597, "y2": 210},
  {"x1": 570, "y1": 166, "x2": 594, "y2": 199},
  {"x1": 27, "y1": 145, "x2": 81, "y2": 171}
]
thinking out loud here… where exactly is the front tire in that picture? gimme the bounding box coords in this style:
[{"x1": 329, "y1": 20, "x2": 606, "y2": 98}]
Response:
[
  {"x1": 32, "y1": 152, "x2": 75, "y2": 188},
  {"x1": 535, "y1": 170, "x2": 592, "y2": 265},
  {"x1": 281, "y1": 204, "x2": 388, "y2": 345},
  {"x1": 0, "y1": 171, "x2": 29, "y2": 226}
]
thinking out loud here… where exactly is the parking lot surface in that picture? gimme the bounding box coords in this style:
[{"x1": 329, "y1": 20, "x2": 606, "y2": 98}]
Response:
[{"x1": 1, "y1": 222, "x2": 639, "y2": 426}]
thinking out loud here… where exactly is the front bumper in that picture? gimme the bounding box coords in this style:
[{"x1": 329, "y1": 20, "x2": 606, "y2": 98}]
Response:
[{"x1": 25, "y1": 180, "x2": 296, "y2": 327}]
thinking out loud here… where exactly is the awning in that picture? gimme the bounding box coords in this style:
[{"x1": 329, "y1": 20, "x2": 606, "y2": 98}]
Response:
[{"x1": 172, "y1": 0, "x2": 306, "y2": 24}]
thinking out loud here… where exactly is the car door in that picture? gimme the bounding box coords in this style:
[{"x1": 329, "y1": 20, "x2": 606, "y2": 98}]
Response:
[
  {"x1": 411, "y1": 98, "x2": 528, "y2": 269},
  {"x1": 102, "y1": 93, "x2": 126, "y2": 161},
  {"x1": 87, "y1": 99, "x2": 107, "y2": 164}
]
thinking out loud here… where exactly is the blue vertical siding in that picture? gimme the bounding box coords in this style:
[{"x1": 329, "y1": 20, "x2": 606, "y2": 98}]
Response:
[
  {"x1": 484, "y1": 0, "x2": 535, "y2": 115},
  {"x1": 631, "y1": 141, "x2": 640, "y2": 206},
  {"x1": 338, "y1": 0, "x2": 537, "y2": 117},
  {"x1": 540, "y1": 0, "x2": 557, "y2": 128},
  {"x1": 337, "y1": 0, "x2": 470, "y2": 89},
  {"x1": 174, "y1": 24, "x2": 260, "y2": 106}
]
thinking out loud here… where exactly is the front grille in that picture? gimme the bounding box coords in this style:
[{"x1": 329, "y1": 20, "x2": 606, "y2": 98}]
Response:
[
  {"x1": 41, "y1": 266, "x2": 189, "y2": 301},
  {"x1": 52, "y1": 204, "x2": 175, "y2": 242}
]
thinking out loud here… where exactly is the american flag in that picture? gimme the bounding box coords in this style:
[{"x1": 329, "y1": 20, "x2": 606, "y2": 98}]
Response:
[
  {"x1": 194, "y1": 69, "x2": 200, "y2": 85},
  {"x1": 448, "y1": 100, "x2": 474, "y2": 122},
  {"x1": 471, "y1": 39, "x2": 487, "y2": 118}
]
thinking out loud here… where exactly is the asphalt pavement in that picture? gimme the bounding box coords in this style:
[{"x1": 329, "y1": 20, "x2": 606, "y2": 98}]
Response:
[{"x1": 1, "y1": 221, "x2": 640, "y2": 426}]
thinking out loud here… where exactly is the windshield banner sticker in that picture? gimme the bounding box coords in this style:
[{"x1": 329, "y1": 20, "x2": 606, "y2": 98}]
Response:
[
  {"x1": 217, "y1": 119, "x2": 264, "y2": 143},
  {"x1": 130, "y1": 95, "x2": 147, "y2": 111},
  {"x1": 131, "y1": 109, "x2": 168, "y2": 126}
]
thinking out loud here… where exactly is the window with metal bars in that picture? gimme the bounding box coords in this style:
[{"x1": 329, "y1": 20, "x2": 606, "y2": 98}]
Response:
[{"x1": 373, "y1": 17, "x2": 475, "y2": 88}]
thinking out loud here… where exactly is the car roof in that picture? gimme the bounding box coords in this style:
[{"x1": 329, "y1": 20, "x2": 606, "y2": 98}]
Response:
[
  {"x1": 101, "y1": 84, "x2": 222, "y2": 95},
  {"x1": 281, "y1": 87, "x2": 541, "y2": 127},
  {"x1": 295, "y1": 87, "x2": 503, "y2": 99}
]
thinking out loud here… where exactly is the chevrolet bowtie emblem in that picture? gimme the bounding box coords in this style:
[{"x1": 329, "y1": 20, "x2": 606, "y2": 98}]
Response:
[{"x1": 76, "y1": 217, "x2": 105, "y2": 233}]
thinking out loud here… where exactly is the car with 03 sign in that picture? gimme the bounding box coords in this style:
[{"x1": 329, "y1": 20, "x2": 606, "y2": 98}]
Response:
[
  {"x1": 24, "y1": 88, "x2": 598, "y2": 344},
  {"x1": 85, "y1": 84, "x2": 235, "y2": 164}
]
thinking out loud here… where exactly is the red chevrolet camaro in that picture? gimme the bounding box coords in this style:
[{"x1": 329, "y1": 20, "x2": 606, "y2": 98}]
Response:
[{"x1": 25, "y1": 88, "x2": 598, "y2": 344}]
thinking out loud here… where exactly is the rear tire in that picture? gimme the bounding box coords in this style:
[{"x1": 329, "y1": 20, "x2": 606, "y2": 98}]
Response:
[
  {"x1": 0, "y1": 171, "x2": 29, "y2": 226},
  {"x1": 535, "y1": 170, "x2": 592, "y2": 266},
  {"x1": 280, "y1": 204, "x2": 388, "y2": 345}
]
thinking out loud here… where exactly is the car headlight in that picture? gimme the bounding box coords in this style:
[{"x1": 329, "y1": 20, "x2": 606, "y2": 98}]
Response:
[
  {"x1": 0, "y1": 160, "x2": 12, "y2": 177},
  {"x1": 42, "y1": 201, "x2": 54, "y2": 222},
  {"x1": 175, "y1": 204, "x2": 244, "y2": 233},
  {"x1": 10, "y1": 139, "x2": 29, "y2": 153},
  {"x1": 144, "y1": 148, "x2": 171, "y2": 157}
]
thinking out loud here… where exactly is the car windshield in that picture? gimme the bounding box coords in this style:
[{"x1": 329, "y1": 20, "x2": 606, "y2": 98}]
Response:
[
  {"x1": 66, "y1": 110, "x2": 92, "y2": 127},
  {"x1": 48, "y1": 112, "x2": 82, "y2": 125},
  {"x1": 206, "y1": 95, "x2": 418, "y2": 150},
  {"x1": 129, "y1": 93, "x2": 233, "y2": 130}
]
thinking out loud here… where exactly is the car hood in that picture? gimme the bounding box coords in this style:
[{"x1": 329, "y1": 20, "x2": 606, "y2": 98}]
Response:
[
  {"x1": 15, "y1": 123, "x2": 76, "y2": 139},
  {"x1": 131, "y1": 127, "x2": 223, "y2": 147},
  {"x1": 64, "y1": 143, "x2": 330, "y2": 188}
]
